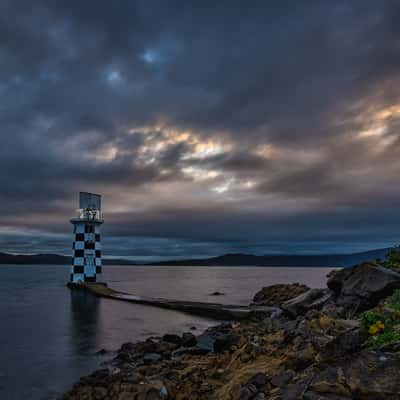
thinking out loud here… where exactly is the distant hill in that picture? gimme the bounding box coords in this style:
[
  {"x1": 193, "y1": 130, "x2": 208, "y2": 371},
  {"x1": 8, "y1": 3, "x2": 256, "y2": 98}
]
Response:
[
  {"x1": 0, "y1": 247, "x2": 391, "y2": 267},
  {"x1": 152, "y1": 248, "x2": 391, "y2": 268},
  {"x1": 0, "y1": 252, "x2": 136, "y2": 265}
]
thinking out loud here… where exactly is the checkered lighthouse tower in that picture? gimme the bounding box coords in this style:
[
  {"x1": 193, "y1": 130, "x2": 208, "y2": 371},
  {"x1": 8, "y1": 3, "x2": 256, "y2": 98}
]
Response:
[{"x1": 70, "y1": 192, "x2": 103, "y2": 283}]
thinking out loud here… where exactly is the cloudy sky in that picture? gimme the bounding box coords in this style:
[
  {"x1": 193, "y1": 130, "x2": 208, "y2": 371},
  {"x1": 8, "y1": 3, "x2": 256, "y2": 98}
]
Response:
[{"x1": 1, "y1": 0, "x2": 400, "y2": 260}]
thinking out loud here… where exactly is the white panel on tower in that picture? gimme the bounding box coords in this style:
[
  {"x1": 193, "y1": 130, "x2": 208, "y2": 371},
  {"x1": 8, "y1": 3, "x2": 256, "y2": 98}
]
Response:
[
  {"x1": 74, "y1": 241, "x2": 84, "y2": 250},
  {"x1": 85, "y1": 233, "x2": 95, "y2": 242},
  {"x1": 75, "y1": 224, "x2": 85, "y2": 234},
  {"x1": 74, "y1": 257, "x2": 84, "y2": 266}
]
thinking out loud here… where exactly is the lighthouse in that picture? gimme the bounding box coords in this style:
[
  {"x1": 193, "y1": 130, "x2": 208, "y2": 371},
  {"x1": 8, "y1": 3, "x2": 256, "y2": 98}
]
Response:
[{"x1": 70, "y1": 192, "x2": 103, "y2": 283}]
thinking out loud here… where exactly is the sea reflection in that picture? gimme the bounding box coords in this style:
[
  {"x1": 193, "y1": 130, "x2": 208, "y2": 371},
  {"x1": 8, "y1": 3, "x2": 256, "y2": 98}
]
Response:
[{"x1": 69, "y1": 290, "x2": 100, "y2": 354}]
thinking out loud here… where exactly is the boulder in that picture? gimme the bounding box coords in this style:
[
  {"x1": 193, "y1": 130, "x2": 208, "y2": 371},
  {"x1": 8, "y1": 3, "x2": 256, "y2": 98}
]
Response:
[
  {"x1": 327, "y1": 262, "x2": 400, "y2": 316},
  {"x1": 162, "y1": 334, "x2": 182, "y2": 346},
  {"x1": 320, "y1": 326, "x2": 365, "y2": 360},
  {"x1": 252, "y1": 283, "x2": 309, "y2": 306},
  {"x1": 247, "y1": 372, "x2": 270, "y2": 387},
  {"x1": 213, "y1": 334, "x2": 242, "y2": 353},
  {"x1": 195, "y1": 333, "x2": 215, "y2": 353},
  {"x1": 181, "y1": 332, "x2": 197, "y2": 347},
  {"x1": 282, "y1": 289, "x2": 332, "y2": 317},
  {"x1": 308, "y1": 350, "x2": 400, "y2": 399},
  {"x1": 143, "y1": 353, "x2": 162, "y2": 364},
  {"x1": 270, "y1": 370, "x2": 295, "y2": 387}
]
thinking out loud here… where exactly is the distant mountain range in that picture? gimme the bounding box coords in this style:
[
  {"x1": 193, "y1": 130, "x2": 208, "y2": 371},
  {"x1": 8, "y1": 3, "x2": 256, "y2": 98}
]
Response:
[
  {"x1": 0, "y1": 247, "x2": 391, "y2": 267},
  {"x1": 0, "y1": 252, "x2": 136, "y2": 265},
  {"x1": 152, "y1": 248, "x2": 391, "y2": 267}
]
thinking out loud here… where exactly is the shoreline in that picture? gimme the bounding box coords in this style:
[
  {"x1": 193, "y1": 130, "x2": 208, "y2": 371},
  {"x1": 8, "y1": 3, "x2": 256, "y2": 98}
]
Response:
[
  {"x1": 67, "y1": 282, "x2": 279, "y2": 321},
  {"x1": 63, "y1": 263, "x2": 400, "y2": 399}
]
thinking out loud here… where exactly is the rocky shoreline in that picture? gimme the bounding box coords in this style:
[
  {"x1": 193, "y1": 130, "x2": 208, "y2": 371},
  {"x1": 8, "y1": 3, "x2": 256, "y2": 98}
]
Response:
[{"x1": 62, "y1": 262, "x2": 400, "y2": 400}]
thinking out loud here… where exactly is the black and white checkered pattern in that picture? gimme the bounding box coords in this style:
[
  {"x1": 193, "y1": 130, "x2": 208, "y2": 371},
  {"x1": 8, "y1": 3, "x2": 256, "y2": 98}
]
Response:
[{"x1": 71, "y1": 222, "x2": 102, "y2": 283}]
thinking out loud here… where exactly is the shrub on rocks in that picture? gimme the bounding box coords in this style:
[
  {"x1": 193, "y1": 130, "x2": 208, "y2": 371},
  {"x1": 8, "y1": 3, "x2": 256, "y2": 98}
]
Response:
[
  {"x1": 380, "y1": 245, "x2": 400, "y2": 272},
  {"x1": 359, "y1": 289, "x2": 400, "y2": 349}
]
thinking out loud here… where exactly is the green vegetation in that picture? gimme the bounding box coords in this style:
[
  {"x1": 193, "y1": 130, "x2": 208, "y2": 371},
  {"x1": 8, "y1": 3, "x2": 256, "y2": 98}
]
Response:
[
  {"x1": 360, "y1": 289, "x2": 400, "y2": 349},
  {"x1": 370, "y1": 331, "x2": 400, "y2": 350},
  {"x1": 360, "y1": 311, "x2": 387, "y2": 334},
  {"x1": 379, "y1": 246, "x2": 400, "y2": 271},
  {"x1": 387, "y1": 289, "x2": 400, "y2": 314}
]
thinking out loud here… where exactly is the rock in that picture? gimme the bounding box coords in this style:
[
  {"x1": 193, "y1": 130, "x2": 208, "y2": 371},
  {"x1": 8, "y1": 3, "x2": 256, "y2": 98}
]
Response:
[
  {"x1": 321, "y1": 326, "x2": 366, "y2": 360},
  {"x1": 213, "y1": 334, "x2": 242, "y2": 353},
  {"x1": 159, "y1": 385, "x2": 168, "y2": 398},
  {"x1": 309, "y1": 367, "x2": 351, "y2": 397},
  {"x1": 181, "y1": 332, "x2": 197, "y2": 347},
  {"x1": 327, "y1": 262, "x2": 400, "y2": 316},
  {"x1": 120, "y1": 342, "x2": 136, "y2": 353},
  {"x1": 143, "y1": 353, "x2": 162, "y2": 364},
  {"x1": 253, "y1": 283, "x2": 309, "y2": 306},
  {"x1": 326, "y1": 268, "x2": 349, "y2": 293},
  {"x1": 282, "y1": 289, "x2": 332, "y2": 317},
  {"x1": 239, "y1": 381, "x2": 260, "y2": 400},
  {"x1": 95, "y1": 348, "x2": 109, "y2": 355},
  {"x1": 249, "y1": 306, "x2": 283, "y2": 321},
  {"x1": 270, "y1": 370, "x2": 295, "y2": 387},
  {"x1": 280, "y1": 380, "x2": 311, "y2": 400},
  {"x1": 239, "y1": 386, "x2": 253, "y2": 400},
  {"x1": 93, "y1": 386, "x2": 108, "y2": 398},
  {"x1": 162, "y1": 334, "x2": 182, "y2": 346},
  {"x1": 380, "y1": 341, "x2": 400, "y2": 352},
  {"x1": 195, "y1": 333, "x2": 215, "y2": 353},
  {"x1": 144, "y1": 388, "x2": 163, "y2": 400},
  {"x1": 304, "y1": 392, "x2": 352, "y2": 400},
  {"x1": 310, "y1": 350, "x2": 400, "y2": 399},
  {"x1": 248, "y1": 372, "x2": 270, "y2": 387},
  {"x1": 123, "y1": 372, "x2": 143, "y2": 384}
]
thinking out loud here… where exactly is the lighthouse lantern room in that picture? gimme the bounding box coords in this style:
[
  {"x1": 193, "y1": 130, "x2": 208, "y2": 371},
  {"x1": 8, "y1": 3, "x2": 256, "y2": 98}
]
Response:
[{"x1": 70, "y1": 192, "x2": 103, "y2": 283}]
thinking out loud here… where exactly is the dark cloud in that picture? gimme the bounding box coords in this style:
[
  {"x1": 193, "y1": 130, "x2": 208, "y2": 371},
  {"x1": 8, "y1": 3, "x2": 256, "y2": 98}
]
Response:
[{"x1": 1, "y1": 0, "x2": 400, "y2": 258}]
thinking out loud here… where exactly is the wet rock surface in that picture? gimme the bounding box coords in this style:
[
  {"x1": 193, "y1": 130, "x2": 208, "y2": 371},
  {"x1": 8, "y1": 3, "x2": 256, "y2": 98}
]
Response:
[
  {"x1": 63, "y1": 262, "x2": 400, "y2": 400},
  {"x1": 253, "y1": 284, "x2": 309, "y2": 306},
  {"x1": 327, "y1": 262, "x2": 400, "y2": 316}
]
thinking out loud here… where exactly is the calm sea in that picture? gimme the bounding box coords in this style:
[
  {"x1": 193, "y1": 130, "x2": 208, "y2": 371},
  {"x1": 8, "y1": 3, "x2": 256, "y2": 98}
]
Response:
[{"x1": 0, "y1": 265, "x2": 333, "y2": 400}]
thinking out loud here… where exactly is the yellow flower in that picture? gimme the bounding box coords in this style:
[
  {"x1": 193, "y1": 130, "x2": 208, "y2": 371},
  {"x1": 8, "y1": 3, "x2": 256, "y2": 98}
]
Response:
[
  {"x1": 368, "y1": 321, "x2": 385, "y2": 335},
  {"x1": 369, "y1": 325, "x2": 379, "y2": 335}
]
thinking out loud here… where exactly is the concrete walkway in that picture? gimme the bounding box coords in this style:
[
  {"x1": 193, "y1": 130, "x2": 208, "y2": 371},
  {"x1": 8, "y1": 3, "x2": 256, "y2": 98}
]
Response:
[{"x1": 67, "y1": 282, "x2": 274, "y2": 320}]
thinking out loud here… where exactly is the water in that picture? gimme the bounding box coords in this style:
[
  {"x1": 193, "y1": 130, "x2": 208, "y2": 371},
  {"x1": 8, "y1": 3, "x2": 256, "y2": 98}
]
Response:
[{"x1": 0, "y1": 265, "x2": 333, "y2": 400}]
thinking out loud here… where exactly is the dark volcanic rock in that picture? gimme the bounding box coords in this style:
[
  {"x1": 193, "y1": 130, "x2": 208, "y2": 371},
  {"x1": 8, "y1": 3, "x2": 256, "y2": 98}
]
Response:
[
  {"x1": 143, "y1": 352, "x2": 162, "y2": 364},
  {"x1": 162, "y1": 334, "x2": 183, "y2": 346},
  {"x1": 309, "y1": 350, "x2": 400, "y2": 399},
  {"x1": 270, "y1": 370, "x2": 295, "y2": 387},
  {"x1": 282, "y1": 289, "x2": 332, "y2": 317},
  {"x1": 195, "y1": 333, "x2": 215, "y2": 353},
  {"x1": 181, "y1": 332, "x2": 197, "y2": 347},
  {"x1": 327, "y1": 262, "x2": 400, "y2": 316},
  {"x1": 252, "y1": 283, "x2": 309, "y2": 306},
  {"x1": 248, "y1": 372, "x2": 270, "y2": 387},
  {"x1": 213, "y1": 334, "x2": 242, "y2": 353}
]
